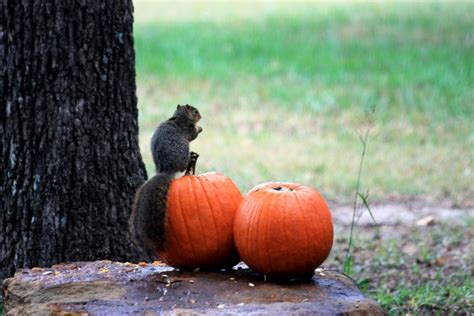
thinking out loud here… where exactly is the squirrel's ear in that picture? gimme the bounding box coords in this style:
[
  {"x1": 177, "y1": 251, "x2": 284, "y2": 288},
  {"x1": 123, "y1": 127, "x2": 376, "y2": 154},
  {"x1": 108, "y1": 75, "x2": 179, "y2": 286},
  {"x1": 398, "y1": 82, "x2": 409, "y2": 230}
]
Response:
[{"x1": 176, "y1": 105, "x2": 181, "y2": 109}]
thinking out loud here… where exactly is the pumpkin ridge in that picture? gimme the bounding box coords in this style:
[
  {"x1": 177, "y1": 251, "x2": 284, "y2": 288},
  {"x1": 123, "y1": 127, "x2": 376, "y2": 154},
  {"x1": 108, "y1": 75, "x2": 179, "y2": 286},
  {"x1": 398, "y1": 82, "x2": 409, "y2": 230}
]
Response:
[
  {"x1": 319, "y1": 195, "x2": 334, "y2": 259},
  {"x1": 240, "y1": 199, "x2": 252, "y2": 262},
  {"x1": 307, "y1": 190, "x2": 333, "y2": 266},
  {"x1": 306, "y1": 192, "x2": 331, "y2": 245},
  {"x1": 243, "y1": 193, "x2": 268, "y2": 266},
  {"x1": 280, "y1": 192, "x2": 292, "y2": 274},
  {"x1": 241, "y1": 199, "x2": 255, "y2": 265},
  {"x1": 197, "y1": 175, "x2": 219, "y2": 254},
  {"x1": 177, "y1": 178, "x2": 198, "y2": 262},
  {"x1": 209, "y1": 176, "x2": 228, "y2": 245},
  {"x1": 263, "y1": 192, "x2": 277, "y2": 275},
  {"x1": 253, "y1": 193, "x2": 274, "y2": 273},
  {"x1": 293, "y1": 190, "x2": 310, "y2": 272},
  {"x1": 189, "y1": 176, "x2": 209, "y2": 257}
]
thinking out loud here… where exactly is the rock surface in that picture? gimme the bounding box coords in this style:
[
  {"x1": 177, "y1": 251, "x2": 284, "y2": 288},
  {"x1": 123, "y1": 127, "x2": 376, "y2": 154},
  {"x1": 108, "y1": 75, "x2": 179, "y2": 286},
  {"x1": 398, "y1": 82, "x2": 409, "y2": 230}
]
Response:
[{"x1": 3, "y1": 261, "x2": 385, "y2": 315}]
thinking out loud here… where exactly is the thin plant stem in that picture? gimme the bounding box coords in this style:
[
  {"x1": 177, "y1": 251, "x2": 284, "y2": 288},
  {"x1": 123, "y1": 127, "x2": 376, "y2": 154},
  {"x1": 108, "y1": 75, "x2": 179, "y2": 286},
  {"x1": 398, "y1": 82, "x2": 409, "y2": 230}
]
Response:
[
  {"x1": 344, "y1": 130, "x2": 369, "y2": 274},
  {"x1": 344, "y1": 104, "x2": 376, "y2": 275}
]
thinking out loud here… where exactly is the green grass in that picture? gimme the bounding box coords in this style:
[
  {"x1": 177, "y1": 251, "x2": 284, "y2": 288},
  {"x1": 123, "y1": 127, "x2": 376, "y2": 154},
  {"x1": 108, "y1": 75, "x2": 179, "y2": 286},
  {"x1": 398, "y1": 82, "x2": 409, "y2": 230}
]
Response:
[{"x1": 133, "y1": 2, "x2": 473, "y2": 203}]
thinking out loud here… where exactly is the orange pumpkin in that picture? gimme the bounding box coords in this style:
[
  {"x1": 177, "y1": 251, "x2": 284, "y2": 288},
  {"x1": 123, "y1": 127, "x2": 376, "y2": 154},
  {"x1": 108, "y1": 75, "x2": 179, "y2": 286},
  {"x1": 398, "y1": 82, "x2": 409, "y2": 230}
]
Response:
[
  {"x1": 233, "y1": 182, "x2": 333, "y2": 278},
  {"x1": 158, "y1": 172, "x2": 243, "y2": 269}
]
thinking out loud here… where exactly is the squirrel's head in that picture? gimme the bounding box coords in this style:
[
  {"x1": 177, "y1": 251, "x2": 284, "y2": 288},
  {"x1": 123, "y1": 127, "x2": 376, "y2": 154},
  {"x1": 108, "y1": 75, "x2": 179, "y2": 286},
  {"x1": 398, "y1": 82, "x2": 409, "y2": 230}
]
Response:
[{"x1": 175, "y1": 104, "x2": 201, "y2": 123}]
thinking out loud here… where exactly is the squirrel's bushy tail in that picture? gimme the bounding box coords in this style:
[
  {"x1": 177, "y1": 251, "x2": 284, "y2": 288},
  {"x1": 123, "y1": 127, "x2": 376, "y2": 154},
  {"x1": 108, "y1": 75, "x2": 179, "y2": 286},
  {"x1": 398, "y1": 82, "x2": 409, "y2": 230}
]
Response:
[{"x1": 129, "y1": 173, "x2": 174, "y2": 257}]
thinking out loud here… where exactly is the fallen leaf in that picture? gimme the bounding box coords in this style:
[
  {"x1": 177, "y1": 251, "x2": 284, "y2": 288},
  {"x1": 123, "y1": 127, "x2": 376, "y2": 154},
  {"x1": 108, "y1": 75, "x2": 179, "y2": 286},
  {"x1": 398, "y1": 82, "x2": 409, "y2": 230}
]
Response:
[
  {"x1": 416, "y1": 216, "x2": 435, "y2": 226},
  {"x1": 124, "y1": 262, "x2": 135, "y2": 267},
  {"x1": 32, "y1": 267, "x2": 44, "y2": 272},
  {"x1": 435, "y1": 256, "x2": 448, "y2": 266},
  {"x1": 138, "y1": 262, "x2": 148, "y2": 267},
  {"x1": 189, "y1": 279, "x2": 195, "y2": 283},
  {"x1": 189, "y1": 299, "x2": 196, "y2": 304},
  {"x1": 217, "y1": 304, "x2": 225, "y2": 309},
  {"x1": 42, "y1": 271, "x2": 54, "y2": 276},
  {"x1": 249, "y1": 283, "x2": 255, "y2": 287},
  {"x1": 98, "y1": 268, "x2": 109, "y2": 274}
]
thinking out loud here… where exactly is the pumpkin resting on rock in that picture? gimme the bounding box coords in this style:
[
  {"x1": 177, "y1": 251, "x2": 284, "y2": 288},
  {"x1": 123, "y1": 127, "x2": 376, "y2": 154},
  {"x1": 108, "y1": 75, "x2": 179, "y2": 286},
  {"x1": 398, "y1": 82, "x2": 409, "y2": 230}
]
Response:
[
  {"x1": 158, "y1": 172, "x2": 243, "y2": 270},
  {"x1": 233, "y1": 182, "x2": 334, "y2": 278}
]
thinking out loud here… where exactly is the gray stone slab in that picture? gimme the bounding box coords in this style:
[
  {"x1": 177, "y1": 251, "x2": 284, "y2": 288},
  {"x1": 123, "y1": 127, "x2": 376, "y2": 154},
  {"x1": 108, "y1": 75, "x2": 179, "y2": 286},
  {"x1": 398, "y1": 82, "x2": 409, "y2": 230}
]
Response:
[{"x1": 3, "y1": 261, "x2": 385, "y2": 315}]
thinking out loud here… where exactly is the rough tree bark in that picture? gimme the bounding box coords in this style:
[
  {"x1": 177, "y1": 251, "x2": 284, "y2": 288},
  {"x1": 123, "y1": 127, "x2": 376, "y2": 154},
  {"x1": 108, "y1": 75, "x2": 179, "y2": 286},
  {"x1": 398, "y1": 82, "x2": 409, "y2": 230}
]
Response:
[{"x1": 0, "y1": 0, "x2": 148, "y2": 282}]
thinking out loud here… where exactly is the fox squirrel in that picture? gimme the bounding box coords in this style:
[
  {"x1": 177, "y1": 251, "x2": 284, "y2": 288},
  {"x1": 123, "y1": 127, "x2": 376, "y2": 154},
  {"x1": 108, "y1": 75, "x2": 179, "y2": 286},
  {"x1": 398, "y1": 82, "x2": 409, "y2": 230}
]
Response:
[{"x1": 129, "y1": 104, "x2": 202, "y2": 257}]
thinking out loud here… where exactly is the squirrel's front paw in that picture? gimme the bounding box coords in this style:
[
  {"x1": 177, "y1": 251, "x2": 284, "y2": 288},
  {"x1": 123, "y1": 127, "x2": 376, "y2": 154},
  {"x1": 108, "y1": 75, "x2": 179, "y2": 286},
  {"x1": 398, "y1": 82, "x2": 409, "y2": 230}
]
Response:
[
  {"x1": 196, "y1": 126, "x2": 203, "y2": 134},
  {"x1": 190, "y1": 151, "x2": 199, "y2": 159}
]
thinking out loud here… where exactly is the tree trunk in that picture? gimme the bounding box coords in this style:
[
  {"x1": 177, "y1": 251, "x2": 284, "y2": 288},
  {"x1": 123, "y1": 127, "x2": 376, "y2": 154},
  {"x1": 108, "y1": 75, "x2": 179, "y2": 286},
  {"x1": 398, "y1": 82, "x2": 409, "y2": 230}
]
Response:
[{"x1": 0, "y1": 0, "x2": 148, "y2": 282}]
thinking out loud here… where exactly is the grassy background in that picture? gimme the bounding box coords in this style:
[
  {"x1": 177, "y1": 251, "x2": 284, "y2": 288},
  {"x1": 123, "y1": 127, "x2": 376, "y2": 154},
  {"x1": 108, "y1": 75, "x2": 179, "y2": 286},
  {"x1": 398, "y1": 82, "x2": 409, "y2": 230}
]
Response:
[{"x1": 133, "y1": 1, "x2": 473, "y2": 206}]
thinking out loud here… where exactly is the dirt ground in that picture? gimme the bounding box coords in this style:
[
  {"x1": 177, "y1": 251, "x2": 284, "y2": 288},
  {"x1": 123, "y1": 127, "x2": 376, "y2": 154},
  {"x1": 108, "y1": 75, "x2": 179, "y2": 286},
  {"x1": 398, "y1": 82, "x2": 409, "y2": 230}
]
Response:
[{"x1": 326, "y1": 198, "x2": 474, "y2": 314}]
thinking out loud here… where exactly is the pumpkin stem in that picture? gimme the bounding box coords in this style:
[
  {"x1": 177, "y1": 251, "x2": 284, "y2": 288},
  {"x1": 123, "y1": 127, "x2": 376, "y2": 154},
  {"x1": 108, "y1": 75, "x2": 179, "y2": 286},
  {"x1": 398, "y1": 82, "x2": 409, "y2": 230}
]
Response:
[{"x1": 273, "y1": 186, "x2": 293, "y2": 192}]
